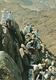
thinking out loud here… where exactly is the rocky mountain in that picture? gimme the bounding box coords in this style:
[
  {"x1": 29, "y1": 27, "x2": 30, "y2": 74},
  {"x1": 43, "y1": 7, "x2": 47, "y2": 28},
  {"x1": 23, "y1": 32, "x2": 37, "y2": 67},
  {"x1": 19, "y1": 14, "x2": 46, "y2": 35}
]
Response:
[
  {"x1": 4, "y1": 0, "x2": 56, "y2": 10},
  {"x1": 0, "y1": 0, "x2": 56, "y2": 55}
]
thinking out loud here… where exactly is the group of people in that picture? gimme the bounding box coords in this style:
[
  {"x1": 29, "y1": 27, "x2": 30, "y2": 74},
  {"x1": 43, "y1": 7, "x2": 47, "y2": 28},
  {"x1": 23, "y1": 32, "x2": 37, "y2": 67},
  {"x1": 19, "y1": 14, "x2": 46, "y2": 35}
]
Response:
[
  {"x1": 0, "y1": 8, "x2": 13, "y2": 25},
  {"x1": 23, "y1": 24, "x2": 43, "y2": 55},
  {"x1": 21, "y1": 24, "x2": 55, "y2": 80}
]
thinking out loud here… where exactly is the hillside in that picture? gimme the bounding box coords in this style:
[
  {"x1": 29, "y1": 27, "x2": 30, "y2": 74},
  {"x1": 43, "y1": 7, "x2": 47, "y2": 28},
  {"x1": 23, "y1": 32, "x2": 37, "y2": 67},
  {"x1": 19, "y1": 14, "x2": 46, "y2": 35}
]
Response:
[
  {"x1": 0, "y1": 1, "x2": 56, "y2": 55},
  {"x1": 4, "y1": 0, "x2": 56, "y2": 10}
]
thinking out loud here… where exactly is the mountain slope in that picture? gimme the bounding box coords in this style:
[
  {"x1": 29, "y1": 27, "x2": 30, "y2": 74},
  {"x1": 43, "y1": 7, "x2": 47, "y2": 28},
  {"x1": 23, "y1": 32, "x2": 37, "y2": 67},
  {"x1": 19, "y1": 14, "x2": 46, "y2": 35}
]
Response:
[{"x1": 4, "y1": 0, "x2": 56, "y2": 10}]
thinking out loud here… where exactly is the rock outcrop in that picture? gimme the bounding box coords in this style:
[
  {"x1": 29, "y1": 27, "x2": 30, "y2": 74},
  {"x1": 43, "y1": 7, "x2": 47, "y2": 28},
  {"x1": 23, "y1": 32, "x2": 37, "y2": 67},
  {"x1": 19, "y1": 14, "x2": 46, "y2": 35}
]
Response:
[{"x1": 0, "y1": 51, "x2": 22, "y2": 80}]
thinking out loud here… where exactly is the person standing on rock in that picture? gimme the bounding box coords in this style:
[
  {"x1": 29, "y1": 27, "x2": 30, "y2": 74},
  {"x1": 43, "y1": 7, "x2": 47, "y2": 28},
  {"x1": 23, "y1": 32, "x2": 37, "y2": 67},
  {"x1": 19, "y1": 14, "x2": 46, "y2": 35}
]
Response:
[
  {"x1": 7, "y1": 12, "x2": 13, "y2": 26},
  {"x1": 34, "y1": 29, "x2": 39, "y2": 40},
  {"x1": 24, "y1": 24, "x2": 33, "y2": 35},
  {"x1": 7, "y1": 12, "x2": 13, "y2": 20},
  {"x1": 1, "y1": 8, "x2": 8, "y2": 24}
]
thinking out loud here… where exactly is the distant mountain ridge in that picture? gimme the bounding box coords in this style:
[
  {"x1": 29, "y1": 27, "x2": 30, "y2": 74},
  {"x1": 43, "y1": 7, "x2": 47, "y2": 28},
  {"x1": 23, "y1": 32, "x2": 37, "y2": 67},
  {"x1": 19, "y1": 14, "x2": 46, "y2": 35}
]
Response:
[{"x1": 4, "y1": 0, "x2": 56, "y2": 11}]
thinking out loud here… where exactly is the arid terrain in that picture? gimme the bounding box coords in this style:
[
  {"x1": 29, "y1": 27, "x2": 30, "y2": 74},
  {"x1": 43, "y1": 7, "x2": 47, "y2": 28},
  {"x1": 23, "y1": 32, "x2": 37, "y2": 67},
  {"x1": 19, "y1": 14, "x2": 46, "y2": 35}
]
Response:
[
  {"x1": 4, "y1": 0, "x2": 56, "y2": 10},
  {"x1": 0, "y1": 0, "x2": 56, "y2": 55}
]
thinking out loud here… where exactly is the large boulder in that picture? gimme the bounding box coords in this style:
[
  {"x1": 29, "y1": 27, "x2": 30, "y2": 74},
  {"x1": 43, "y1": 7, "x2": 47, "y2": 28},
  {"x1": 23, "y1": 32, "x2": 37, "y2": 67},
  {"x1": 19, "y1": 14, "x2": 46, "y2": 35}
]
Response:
[
  {"x1": 1, "y1": 20, "x2": 24, "y2": 60},
  {"x1": 0, "y1": 51, "x2": 22, "y2": 80},
  {"x1": 6, "y1": 19, "x2": 23, "y2": 44},
  {"x1": 2, "y1": 25, "x2": 16, "y2": 60},
  {"x1": 1, "y1": 24, "x2": 24, "y2": 74}
]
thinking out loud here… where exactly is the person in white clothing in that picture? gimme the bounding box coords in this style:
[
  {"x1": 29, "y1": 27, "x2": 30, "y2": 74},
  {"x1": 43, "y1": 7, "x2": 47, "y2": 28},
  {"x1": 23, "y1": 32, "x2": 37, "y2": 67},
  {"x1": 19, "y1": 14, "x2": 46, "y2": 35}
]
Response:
[
  {"x1": 7, "y1": 12, "x2": 13, "y2": 20},
  {"x1": 35, "y1": 29, "x2": 38, "y2": 39},
  {"x1": 7, "y1": 12, "x2": 13, "y2": 26},
  {"x1": 24, "y1": 24, "x2": 32, "y2": 35},
  {"x1": 26, "y1": 41, "x2": 32, "y2": 49},
  {"x1": 36, "y1": 42, "x2": 41, "y2": 54},
  {"x1": 48, "y1": 60, "x2": 55, "y2": 75},
  {"x1": 49, "y1": 66, "x2": 55, "y2": 74},
  {"x1": 1, "y1": 8, "x2": 8, "y2": 24}
]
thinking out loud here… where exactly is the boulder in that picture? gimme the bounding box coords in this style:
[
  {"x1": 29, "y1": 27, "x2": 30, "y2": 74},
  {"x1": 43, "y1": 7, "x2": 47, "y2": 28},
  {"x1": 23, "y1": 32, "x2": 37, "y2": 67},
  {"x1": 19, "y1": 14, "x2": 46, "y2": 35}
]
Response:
[
  {"x1": 0, "y1": 51, "x2": 22, "y2": 80},
  {"x1": 6, "y1": 19, "x2": 23, "y2": 44}
]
